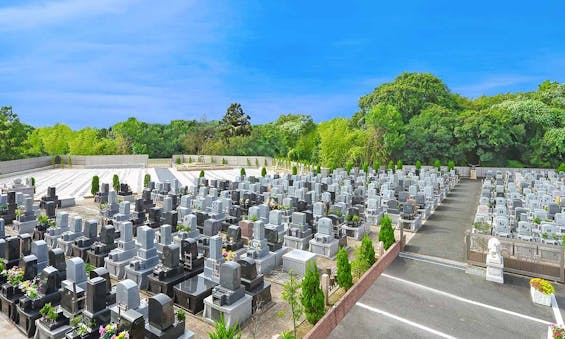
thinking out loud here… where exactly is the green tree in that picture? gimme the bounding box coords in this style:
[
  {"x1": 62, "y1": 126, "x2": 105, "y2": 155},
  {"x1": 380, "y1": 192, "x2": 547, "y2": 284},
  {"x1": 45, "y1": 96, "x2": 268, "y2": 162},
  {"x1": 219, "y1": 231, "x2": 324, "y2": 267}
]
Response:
[
  {"x1": 301, "y1": 262, "x2": 325, "y2": 325},
  {"x1": 292, "y1": 166, "x2": 298, "y2": 175},
  {"x1": 373, "y1": 160, "x2": 380, "y2": 172},
  {"x1": 91, "y1": 176, "x2": 100, "y2": 196},
  {"x1": 558, "y1": 163, "x2": 565, "y2": 173},
  {"x1": 336, "y1": 247, "x2": 353, "y2": 290},
  {"x1": 220, "y1": 103, "x2": 251, "y2": 144},
  {"x1": 261, "y1": 167, "x2": 267, "y2": 177},
  {"x1": 282, "y1": 271, "x2": 303, "y2": 339},
  {"x1": 199, "y1": 170, "x2": 205, "y2": 178},
  {"x1": 351, "y1": 248, "x2": 370, "y2": 280},
  {"x1": 144, "y1": 174, "x2": 151, "y2": 188},
  {"x1": 448, "y1": 160, "x2": 455, "y2": 171},
  {"x1": 318, "y1": 118, "x2": 368, "y2": 168},
  {"x1": 433, "y1": 159, "x2": 441, "y2": 171},
  {"x1": 112, "y1": 174, "x2": 120, "y2": 192},
  {"x1": 388, "y1": 160, "x2": 395, "y2": 172},
  {"x1": 379, "y1": 214, "x2": 395, "y2": 250},
  {"x1": 359, "y1": 235, "x2": 376, "y2": 267},
  {"x1": 396, "y1": 159, "x2": 403, "y2": 170},
  {"x1": 366, "y1": 103, "x2": 406, "y2": 163},
  {"x1": 240, "y1": 168, "x2": 246, "y2": 176},
  {"x1": 415, "y1": 160, "x2": 422, "y2": 170},
  {"x1": 359, "y1": 72, "x2": 458, "y2": 123},
  {"x1": 403, "y1": 105, "x2": 460, "y2": 164},
  {"x1": 0, "y1": 106, "x2": 33, "y2": 160}
]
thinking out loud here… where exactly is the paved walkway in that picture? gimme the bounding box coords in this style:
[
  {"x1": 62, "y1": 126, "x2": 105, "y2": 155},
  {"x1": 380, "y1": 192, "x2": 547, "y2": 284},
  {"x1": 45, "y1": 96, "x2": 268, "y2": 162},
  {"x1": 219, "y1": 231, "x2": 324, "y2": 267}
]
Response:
[{"x1": 403, "y1": 179, "x2": 482, "y2": 262}]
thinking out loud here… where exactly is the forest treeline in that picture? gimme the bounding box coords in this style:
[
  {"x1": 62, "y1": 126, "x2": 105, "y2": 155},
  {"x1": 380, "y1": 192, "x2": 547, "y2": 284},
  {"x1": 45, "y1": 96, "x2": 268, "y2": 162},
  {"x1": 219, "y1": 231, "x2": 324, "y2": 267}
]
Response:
[{"x1": 1, "y1": 73, "x2": 563, "y2": 168}]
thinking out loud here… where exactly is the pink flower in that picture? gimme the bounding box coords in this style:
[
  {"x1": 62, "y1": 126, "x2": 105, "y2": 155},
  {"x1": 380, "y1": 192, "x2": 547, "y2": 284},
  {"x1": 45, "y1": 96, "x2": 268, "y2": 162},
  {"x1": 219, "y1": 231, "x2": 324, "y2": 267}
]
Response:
[{"x1": 99, "y1": 325, "x2": 106, "y2": 336}]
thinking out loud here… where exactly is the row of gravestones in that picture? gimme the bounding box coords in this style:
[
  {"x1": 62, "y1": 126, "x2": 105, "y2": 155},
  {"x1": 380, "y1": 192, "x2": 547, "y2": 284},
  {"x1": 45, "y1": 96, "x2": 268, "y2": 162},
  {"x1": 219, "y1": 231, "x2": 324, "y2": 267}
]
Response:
[
  {"x1": 474, "y1": 170, "x2": 564, "y2": 243},
  {"x1": 0, "y1": 166, "x2": 458, "y2": 336},
  {"x1": 0, "y1": 216, "x2": 272, "y2": 336}
]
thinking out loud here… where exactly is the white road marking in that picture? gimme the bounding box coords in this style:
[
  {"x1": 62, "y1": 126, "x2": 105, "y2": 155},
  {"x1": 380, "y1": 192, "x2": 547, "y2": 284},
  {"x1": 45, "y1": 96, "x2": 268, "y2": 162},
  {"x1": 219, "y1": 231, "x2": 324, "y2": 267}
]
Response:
[
  {"x1": 381, "y1": 273, "x2": 551, "y2": 325},
  {"x1": 552, "y1": 294, "x2": 564, "y2": 325},
  {"x1": 356, "y1": 302, "x2": 457, "y2": 339}
]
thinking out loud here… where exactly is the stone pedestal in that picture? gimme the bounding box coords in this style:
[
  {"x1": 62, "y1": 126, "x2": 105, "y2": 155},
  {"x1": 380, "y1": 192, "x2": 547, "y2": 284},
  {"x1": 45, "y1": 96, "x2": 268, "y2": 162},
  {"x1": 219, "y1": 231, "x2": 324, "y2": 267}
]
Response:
[
  {"x1": 283, "y1": 234, "x2": 312, "y2": 250},
  {"x1": 250, "y1": 253, "x2": 275, "y2": 275},
  {"x1": 123, "y1": 226, "x2": 159, "y2": 290},
  {"x1": 0, "y1": 284, "x2": 24, "y2": 322},
  {"x1": 485, "y1": 238, "x2": 504, "y2": 284},
  {"x1": 104, "y1": 223, "x2": 137, "y2": 280},
  {"x1": 309, "y1": 238, "x2": 339, "y2": 258},
  {"x1": 173, "y1": 276, "x2": 217, "y2": 314},
  {"x1": 203, "y1": 293, "x2": 252, "y2": 327},
  {"x1": 282, "y1": 249, "x2": 317, "y2": 276},
  {"x1": 271, "y1": 247, "x2": 288, "y2": 267},
  {"x1": 13, "y1": 220, "x2": 37, "y2": 234},
  {"x1": 341, "y1": 223, "x2": 369, "y2": 240},
  {"x1": 16, "y1": 293, "x2": 61, "y2": 336},
  {"x1": 33, "y1": 317, "x2": 71, "y2": 339},
  {"x1": 400, "y1": 214, "x2": 423, "y2": 232}
]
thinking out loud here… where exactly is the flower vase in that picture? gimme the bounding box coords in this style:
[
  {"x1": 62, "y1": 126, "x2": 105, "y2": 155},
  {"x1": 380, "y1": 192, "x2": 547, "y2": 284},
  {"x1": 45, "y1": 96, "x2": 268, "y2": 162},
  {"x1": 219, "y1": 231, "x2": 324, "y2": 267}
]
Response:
[{"x1": 531, "y1": 286, "x2": 552, "y2": 306}]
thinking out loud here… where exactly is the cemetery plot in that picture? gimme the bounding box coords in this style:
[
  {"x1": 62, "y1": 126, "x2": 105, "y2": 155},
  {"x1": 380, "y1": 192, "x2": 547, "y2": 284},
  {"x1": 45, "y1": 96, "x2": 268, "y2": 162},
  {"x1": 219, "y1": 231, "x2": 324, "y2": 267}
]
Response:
[
  {"x1": 0, "y1": 164, "x2": 460, "y2": 338},
  {"x1": 468, "y1": 169, "x2": 565, "y2": 280}
]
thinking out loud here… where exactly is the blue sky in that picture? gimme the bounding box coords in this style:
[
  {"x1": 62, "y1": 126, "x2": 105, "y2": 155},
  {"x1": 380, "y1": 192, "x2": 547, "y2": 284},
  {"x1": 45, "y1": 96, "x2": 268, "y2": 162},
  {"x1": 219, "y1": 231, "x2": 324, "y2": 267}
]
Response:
[{"x1": 1, "y1": 1, "x2": 564, "y2": 129}]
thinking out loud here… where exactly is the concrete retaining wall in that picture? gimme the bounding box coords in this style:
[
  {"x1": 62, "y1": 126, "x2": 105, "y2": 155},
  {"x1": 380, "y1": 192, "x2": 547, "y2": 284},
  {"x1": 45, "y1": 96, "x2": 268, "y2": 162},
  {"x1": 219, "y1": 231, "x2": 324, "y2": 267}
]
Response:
[
  {"x1": 304, "y1": 241, "x2": 401, "y2": 339},
  {"x1": 174, "y1": 155, "x2": 274, "y2": 167},
  {"x1": 70, "y1": 155, "x2": 148, "y2": 168},
  {"x1": 0, "y1": 156, "x2": 52, "y2": 175}
]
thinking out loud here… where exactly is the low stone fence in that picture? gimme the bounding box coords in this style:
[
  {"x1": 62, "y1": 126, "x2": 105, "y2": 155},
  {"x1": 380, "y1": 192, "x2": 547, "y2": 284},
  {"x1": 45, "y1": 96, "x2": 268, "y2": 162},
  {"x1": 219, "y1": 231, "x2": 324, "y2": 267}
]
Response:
[
  {"x1": 304, "y1": 240, "x2": 401, "y2": 339},
  {"x1": 465, "y1": 231, "x2": 565, "y2": 282},
  {"x1": 174, "y1": 155, "x2": 274, "y2": 167}
]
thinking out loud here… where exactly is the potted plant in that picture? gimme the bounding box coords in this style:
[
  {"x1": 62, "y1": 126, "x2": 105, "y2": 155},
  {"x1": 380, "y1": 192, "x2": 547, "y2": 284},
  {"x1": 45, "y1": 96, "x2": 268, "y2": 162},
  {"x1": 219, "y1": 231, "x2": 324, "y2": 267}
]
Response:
[
  {"x1": 530, "y1": 278, "x2": 554, "y2": 306},
  {"x1": 550, "y1": 323, "x2": 565, "y2": 339}
]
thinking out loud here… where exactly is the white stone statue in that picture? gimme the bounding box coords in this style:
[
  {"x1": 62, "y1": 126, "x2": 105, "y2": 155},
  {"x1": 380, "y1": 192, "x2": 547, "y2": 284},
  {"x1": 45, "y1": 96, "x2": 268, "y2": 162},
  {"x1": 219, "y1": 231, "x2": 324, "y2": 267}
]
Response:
[{"x1": 486, "y1": 237, "x2": 504, "y2": 284}]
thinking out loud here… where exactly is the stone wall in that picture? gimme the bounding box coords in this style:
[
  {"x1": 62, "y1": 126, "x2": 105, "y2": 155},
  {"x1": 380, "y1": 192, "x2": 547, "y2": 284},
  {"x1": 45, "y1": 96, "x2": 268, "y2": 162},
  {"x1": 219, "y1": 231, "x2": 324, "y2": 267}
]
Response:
[
  {"x1": 174, "y1": 155, "x2": 274, "y2": 167},
  {"x1": 304, "y1": 240, "x2": 401, "y2": 339},
  {"x1": 70, "y1": 155, "x2": 148, "y2": 168},
  {"x1": 0, "y1": 156, "x2": 52, "y2": 175}
]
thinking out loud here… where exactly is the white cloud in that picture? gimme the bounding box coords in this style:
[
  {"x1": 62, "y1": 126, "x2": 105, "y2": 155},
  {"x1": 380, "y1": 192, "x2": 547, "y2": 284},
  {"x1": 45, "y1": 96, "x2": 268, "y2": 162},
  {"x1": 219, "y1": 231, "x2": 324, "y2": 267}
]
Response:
[
  {"x1": 0, "y1": 0, "x2": 136, "y2": 31},
  {"x1": 452, "y1": 74, "x2": 541, "y2": 97}
]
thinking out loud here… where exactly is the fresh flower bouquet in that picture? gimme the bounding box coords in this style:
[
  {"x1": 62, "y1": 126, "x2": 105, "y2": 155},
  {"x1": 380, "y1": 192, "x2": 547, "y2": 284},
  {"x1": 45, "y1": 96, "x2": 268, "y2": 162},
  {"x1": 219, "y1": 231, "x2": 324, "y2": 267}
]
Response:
[
  {"x1": 530, "y1": 278, "x2": 555, "y2": 295},
  {"x1": 19, "y1": 278, "x2": 40, "y2": 298},
  {"x1": 99, "y1": 323, "x2": 129, "y2": 339},
  {"x1": 551, "y1": 323, "x2": 565, "y2": 339},
  {"x1": 4, "y1": 266, "x2": 24, "y2": 286},
  {"x1": 222, "y1": 249, "x2": 235, "y2": 261}
]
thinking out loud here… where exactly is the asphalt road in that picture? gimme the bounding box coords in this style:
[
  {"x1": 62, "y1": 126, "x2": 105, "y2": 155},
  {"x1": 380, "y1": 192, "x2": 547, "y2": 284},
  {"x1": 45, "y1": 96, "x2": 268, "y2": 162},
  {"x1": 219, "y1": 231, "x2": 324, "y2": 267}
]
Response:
[
  {"x1": 330, "y1": 258, "x2": 554, "y2": 339},
  {"x1": 403, "y1": 179, "x2": 482, "y2": 262}
]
